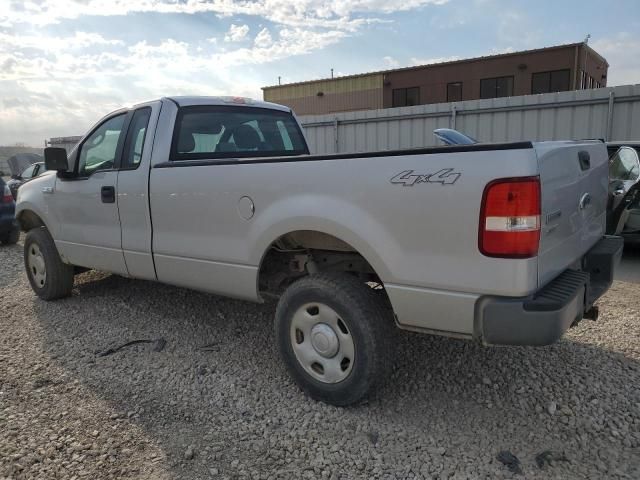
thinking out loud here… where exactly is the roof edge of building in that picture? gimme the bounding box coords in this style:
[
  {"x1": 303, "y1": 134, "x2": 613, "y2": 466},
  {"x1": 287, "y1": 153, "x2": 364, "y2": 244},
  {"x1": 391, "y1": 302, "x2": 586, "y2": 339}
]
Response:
[{"x1": 262, "y1": 42, "x2": 606, "y2": 90}]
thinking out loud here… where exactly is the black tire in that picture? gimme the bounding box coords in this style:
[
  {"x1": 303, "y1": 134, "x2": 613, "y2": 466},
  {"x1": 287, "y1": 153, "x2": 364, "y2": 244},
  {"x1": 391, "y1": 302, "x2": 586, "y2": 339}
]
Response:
[
  {"x1": 24, "y1": 227, "x2": 74, "y2": 300},
  {"x1": 0, "y1": 227, "x2": 19, "y2": 245},
  {"x1": 275, "y1": 272, "x2": 393, "y2": 406}
]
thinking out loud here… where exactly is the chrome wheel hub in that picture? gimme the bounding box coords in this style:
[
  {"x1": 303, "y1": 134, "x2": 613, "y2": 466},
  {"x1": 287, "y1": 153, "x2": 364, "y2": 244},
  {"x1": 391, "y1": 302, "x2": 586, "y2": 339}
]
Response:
[
  {"x1": 290, "y1": 303, "x2": 355, "y2": 384},
  {"x1": 27, "y1": 243, "x2": 46, "y2": 288}
]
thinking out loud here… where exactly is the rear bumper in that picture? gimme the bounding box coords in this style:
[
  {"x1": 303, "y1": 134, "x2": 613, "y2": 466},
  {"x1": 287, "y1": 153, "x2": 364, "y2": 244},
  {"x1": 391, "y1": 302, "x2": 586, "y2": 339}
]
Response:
[{"x1": 477, "y1": 236, "x2": 623, "y2": 346}]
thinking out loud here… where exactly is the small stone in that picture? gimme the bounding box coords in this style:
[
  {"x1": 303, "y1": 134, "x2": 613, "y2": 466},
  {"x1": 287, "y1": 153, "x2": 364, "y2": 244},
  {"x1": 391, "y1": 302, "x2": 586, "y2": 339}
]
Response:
[
  {"x1": 91, "y1": 430, "x2": 99, "y2": 437},
  {"x1": 209, "y1": 467, "x2": 219, "y2": 475},
  {"x1": 482, "y1": 377, "x2": 492, "y2": 386},
  {"x1": 184, "y1": 446, "x2": 195, "y2": 460},
  {"x1": 548, "y1": 402, "x2": 557, "y2": 415}
]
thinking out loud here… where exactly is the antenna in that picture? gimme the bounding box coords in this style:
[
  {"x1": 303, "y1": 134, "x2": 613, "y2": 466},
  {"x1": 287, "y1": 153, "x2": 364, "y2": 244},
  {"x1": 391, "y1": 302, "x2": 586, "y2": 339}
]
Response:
[
  {"x1": 278, "y1": 76, "x2": 281, "y2": 85},
  {"x1": 584, "y1": 34, "x2": 591, "y2": 44},
  {"x1": 331, "y1": 68, "x2": 334, "y2": 79}
]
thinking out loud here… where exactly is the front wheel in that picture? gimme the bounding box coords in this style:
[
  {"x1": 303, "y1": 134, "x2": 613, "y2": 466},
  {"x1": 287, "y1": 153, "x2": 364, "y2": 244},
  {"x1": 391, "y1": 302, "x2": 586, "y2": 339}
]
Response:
[
  {"x1": 275, "y1": 273, "x2": 392, "y2": 406},
  {"x1": 24, "y1": 227, "x2": 74, "y2": 300}
]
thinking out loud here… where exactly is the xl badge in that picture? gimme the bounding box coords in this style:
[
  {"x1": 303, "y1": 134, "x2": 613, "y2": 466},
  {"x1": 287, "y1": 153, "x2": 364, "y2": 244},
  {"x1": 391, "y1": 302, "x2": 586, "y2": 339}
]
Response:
[{"x1": 390, "y1": 168, "x2": 461, "y2": 187}]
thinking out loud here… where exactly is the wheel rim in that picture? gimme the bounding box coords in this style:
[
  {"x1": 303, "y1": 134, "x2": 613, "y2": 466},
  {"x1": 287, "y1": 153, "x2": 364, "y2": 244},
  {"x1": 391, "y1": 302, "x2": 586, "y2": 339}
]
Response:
[
  {"x1": 290, "y1": 303, "x2": 355, "y2": 384},
  {"x1": 27, "y1": 243, "x2": 46, "y2": 288}
]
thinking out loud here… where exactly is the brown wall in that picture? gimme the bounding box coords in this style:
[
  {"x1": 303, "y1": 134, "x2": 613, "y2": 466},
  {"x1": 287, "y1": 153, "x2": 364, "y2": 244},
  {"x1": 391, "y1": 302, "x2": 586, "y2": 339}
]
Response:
[
  {"x1": 383, "y1": 45, "x2": 608, "y2": 107},
  {"x1": 263, "y1": 74, "x2": 383, "y2": 115},
  {"x1": 272, "y1": 88, "x2": 383, "y2": 115},
  {"x1": 262, "y1": 45, "x2": 608, "y2": 115}
]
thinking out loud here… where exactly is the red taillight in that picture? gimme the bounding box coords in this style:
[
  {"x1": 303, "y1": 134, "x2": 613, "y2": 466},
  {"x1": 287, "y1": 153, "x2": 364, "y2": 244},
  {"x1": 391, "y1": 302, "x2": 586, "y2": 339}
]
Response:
[
  {"x1": 479, "y1": 176, "x2": 541, "y2": 258},
  {"x1": 1, "y1": 185, "x2": 12, "y2": 203}
]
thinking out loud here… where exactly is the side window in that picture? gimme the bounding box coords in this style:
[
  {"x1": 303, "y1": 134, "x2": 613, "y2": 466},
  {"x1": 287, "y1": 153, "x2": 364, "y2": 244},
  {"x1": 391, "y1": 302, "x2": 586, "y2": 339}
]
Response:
[
  {"x1": 78, "y1": 114, "x2": 126, "y2": 176},
  {"x1": 20, "y1": 164, "x2": 36, "y2": 179},
  {"x1": 122, "y1": 108, "x2": 151, "y2": 169},
  {"x1": 610, "y1": 146, "x2": 640, "y2": 181}
]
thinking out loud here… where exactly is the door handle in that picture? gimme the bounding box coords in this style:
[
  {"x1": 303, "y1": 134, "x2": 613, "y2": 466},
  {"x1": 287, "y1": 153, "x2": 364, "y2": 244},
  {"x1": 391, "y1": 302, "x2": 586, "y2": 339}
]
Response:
[{"x1": 101, "y1": 186, "x2": 116, "y2": 203}]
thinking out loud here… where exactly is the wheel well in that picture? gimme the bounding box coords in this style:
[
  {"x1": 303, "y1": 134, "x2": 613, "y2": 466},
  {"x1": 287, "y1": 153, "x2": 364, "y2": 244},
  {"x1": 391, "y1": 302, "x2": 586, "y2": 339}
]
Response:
[
  {"x1": 258, "y1": 230, "x2": 389, "y2": 301},
  {"x1": 17, "y1": 210, "x2": 46, "y2": 232}
]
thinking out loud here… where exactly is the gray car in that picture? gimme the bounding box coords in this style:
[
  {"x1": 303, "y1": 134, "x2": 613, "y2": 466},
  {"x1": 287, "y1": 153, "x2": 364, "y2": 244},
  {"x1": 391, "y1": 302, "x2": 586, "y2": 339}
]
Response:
[{"x1": 7, "y1": 161, "x2": 47, "y2": 200}]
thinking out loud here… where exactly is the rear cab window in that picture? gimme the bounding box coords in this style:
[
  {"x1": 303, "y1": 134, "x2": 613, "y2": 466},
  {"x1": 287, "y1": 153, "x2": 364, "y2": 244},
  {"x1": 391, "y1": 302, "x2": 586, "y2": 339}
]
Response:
[{"x1": 171, "y1": 105, "x2": 308, "y2": 161}]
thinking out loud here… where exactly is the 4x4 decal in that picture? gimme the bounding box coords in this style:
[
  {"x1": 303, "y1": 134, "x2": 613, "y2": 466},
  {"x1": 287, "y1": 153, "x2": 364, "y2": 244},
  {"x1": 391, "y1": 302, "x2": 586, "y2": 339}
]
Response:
[{"x1": 390, "y1": 168, "x2": 461, "y2": 187}]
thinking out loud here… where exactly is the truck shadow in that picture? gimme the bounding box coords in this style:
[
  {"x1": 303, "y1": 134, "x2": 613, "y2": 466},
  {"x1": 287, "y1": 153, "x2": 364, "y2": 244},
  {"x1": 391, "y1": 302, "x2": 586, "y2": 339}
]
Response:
[{"x1": 31, "y1": 271, "x2": 640, "y2": 478}]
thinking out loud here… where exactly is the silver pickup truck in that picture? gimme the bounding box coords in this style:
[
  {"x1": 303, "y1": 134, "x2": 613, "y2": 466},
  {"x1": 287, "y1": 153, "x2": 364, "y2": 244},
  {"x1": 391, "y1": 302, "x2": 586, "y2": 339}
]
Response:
[{"x1": 16, "y1": 96, "x2": 623, "y2": 405}]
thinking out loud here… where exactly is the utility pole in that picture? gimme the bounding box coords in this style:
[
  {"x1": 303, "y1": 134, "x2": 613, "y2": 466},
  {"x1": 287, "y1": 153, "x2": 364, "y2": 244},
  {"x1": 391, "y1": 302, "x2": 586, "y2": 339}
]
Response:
[
  {"x1": 331, "y1": 68, "x2": 334, "y2": 79},
  {"x1": 583, "y1": 34, "x2": 591, "y2": 89}
]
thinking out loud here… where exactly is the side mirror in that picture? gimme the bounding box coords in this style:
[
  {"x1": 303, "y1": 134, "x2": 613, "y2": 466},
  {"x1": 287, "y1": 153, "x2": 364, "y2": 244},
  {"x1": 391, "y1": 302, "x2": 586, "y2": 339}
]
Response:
[{"x1": 44, "y1": 147, "x2": 69, "y2": 171}]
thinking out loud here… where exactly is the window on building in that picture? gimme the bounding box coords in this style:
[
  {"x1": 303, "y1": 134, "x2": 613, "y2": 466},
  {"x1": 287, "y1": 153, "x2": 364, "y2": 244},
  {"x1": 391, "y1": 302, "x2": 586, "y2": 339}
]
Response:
[
  {"x1": 531, "y1": 69, "x2": 571, "y2": 94},
  {"x1": 447, "y1": 82, "x2": 463, "y2": 102},
  {"x1": 392, "y1": 87, "x2": 420, "y2": 107},
  {"x1": 480, "y1": 76, "x2": 514, "y2": 99}
]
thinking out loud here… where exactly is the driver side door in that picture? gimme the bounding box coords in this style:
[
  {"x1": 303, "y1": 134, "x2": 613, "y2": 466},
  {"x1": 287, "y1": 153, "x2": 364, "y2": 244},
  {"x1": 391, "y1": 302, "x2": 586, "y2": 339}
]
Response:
[{"x1": 52, "y1": 112, "x2": 129, "y2": 275}]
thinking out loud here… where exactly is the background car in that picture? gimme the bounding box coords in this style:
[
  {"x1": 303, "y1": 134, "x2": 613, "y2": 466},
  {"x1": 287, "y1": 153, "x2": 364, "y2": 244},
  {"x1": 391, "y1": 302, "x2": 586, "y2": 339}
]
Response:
[
  {"x1": 7, "y1": 161, "x2": 47, "y2": 199},
  {"x1": 0, "y1": 177, "x2": 19, "y2": 245},
  {"x1": 606, "y1": 142, "x2": 640, "y2": 242}
]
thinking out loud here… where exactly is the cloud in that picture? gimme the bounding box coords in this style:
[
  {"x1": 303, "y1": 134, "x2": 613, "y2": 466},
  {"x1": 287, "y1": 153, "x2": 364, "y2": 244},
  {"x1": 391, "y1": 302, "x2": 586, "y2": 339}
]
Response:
[
  {"x1": 487, "y1": 46, "x2": 515, "y2": 55},
  {"x1": 591, "y1": 33, "x2": 640, "y2": 86},
  {"x1": 0, "y1": 31, "x2": 123, "y2": 53},
  {"x1": 0, "y1": 0, "x2": 448, "y2": 31},
  {"x1": 383, "y1": 56, "x2": 399, "y2": 68},
  {"x1": 224, "y1": 24, "x2": 250, "y2": 42},
  {"x1": 0, "y1": 0, "x2": 450, "y2": 145},
  {"x1": 220, "y1": 28, "x2": 346, "y2": 66},
  {"x1": 254, "y1": 27, "x2": 273, "y2": 48},
  {"x1": 409, "y1": 56, "x2": 460, "y2": 66}
]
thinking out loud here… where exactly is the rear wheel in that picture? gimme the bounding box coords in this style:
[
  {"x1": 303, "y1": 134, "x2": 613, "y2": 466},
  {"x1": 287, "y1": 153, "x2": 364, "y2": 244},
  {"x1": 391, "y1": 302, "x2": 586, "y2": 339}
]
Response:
[
  {"x1": 24, "y1": 227, "x2": 74, "y2": 300},
  {"x1": 275, "y1": 273, "x2": 392, "y2": 406}
]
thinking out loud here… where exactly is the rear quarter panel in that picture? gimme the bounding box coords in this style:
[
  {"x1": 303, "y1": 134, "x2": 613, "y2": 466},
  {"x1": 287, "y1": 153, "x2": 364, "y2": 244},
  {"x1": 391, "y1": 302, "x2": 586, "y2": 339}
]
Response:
[{"x1": 149, "y1": 146, "x2": 540, "y2": 333}]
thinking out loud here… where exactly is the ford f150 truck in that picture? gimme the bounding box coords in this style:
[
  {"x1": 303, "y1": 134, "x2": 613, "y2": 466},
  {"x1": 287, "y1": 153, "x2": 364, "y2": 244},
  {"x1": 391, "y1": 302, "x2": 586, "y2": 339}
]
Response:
[{"x1": 16, "y1": 96, "x2": 622, "y2": 405}]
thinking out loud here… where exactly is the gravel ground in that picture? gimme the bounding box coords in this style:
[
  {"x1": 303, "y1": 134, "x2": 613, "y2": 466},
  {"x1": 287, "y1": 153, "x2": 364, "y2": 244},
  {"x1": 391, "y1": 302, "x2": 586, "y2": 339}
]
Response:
[{"x1": 1, "y1": 237, "x2": 639, "y2": 479}]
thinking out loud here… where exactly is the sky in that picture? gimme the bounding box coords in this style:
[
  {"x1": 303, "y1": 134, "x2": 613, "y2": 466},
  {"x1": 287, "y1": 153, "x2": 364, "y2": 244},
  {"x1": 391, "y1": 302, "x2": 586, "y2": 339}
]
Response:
[{"x1": 1, "y1": 0, "x2": 640, "y2": 146}]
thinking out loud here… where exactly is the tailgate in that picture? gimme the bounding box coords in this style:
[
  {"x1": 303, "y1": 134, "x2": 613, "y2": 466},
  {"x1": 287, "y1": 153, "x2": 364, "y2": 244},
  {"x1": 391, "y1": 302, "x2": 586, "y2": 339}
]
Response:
[{"x1": 535, "y1": 141, "x2": 608, "y2": 287}]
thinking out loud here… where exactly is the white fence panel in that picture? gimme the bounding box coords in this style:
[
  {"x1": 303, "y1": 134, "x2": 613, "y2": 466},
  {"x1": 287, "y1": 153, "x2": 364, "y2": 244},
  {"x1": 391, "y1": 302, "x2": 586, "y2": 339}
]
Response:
[{"x1": 299, "y1": 84, "x2": 640, "y2": 154}]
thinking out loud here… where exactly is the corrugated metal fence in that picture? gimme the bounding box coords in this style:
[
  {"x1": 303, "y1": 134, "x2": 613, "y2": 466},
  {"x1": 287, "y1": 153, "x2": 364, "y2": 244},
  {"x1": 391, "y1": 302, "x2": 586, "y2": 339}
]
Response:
[{"x1": 299, "y1": 84, "x2": 640, "y2": 154}]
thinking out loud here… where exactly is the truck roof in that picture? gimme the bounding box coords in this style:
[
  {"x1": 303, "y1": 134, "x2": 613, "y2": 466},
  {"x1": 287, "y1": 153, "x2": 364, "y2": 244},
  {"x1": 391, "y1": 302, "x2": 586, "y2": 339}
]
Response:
[{"x1": 163, "y1": 96, "x2": 291, "y2": 113}]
